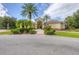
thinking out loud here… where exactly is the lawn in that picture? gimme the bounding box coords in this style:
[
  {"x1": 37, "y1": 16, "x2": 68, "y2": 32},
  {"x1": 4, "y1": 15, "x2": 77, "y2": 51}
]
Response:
[
  {"x1": 0, "y1": 30, "x2": 12, "y2": 35},
  {"x1": 56, "y1": 31, "x2": 79, "y2": 38},
  {"x1": 0, "y1": 30, "x2": 79, "y2": 38}
]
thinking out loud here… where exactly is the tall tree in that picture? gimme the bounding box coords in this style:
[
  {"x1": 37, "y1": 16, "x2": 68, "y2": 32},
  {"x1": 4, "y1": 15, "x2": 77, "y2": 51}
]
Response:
[
  {"x1": 43, "y1": 15, "x2": 50, "y2": 26},
  {"x1": 21, "y1": 3, "x2": 38, "y2": 20},
  {"x1": 3, "y1": 16, "x2": 16, "y2": 29},
  {"x1": 65, "y1": 16, "x2": 75, "y2": 30},
  {"x1": 3, "y1": 16, "x2": 10, "y2": 29},
  {"x1": 0, "y1": 17, "x2": 4, "y2": 29},
  {"x1": 73, "y1": 10, "x2": 79, "y2": 28}
]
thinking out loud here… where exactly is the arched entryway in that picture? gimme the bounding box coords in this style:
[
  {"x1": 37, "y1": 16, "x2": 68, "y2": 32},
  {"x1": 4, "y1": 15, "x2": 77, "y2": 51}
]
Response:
[{"x1": 37, "y1": 20, "x2": 42, "y2": 29}]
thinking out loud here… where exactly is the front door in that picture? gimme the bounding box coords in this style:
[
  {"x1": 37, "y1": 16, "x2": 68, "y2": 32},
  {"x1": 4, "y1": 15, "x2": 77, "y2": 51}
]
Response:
[{"x1": 37, "y1": 20, "x2": 42, "y2": 29}]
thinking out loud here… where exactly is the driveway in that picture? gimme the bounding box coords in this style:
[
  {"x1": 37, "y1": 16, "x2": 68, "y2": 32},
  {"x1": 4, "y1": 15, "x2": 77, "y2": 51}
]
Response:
[{"x1": 0, "y1": 35, "x2": 79, "y2": 55}]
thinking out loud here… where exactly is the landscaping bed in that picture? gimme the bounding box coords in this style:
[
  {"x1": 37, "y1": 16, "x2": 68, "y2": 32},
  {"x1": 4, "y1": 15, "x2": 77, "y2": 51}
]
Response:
[{"x1": 44, "y1": 25, "x2": 55, "y2": 35}]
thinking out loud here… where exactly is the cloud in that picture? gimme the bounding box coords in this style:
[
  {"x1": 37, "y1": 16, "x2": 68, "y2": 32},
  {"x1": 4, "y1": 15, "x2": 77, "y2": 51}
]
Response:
[
  {"x1": 44, "y1": 3, "x2": 79, "y2": 21},
  {"x1": 0, "y1": 3, "x2": 9, "y2": 17}
]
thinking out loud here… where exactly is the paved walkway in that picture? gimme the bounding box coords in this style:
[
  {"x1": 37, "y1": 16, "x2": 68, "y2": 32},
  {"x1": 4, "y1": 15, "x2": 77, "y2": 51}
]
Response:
[
  {"x1": 36, "y1": 29, "x2": 44, "y2": 35},
  {"x1": 0, "y1": 35, "x2": 79, "y2": 55}
]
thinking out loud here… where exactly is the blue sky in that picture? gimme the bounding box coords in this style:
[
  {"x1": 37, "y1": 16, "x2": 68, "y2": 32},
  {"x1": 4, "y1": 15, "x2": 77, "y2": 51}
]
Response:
[
  {"x1": 1, "y1": 3, "x2": 79, "y2": 21},
  {"x1": 3, "y1": 3, "x2": 49, "y2": 20},
  {"x1": 3, "y1": 3, "x2": 23, "y2": 19}
]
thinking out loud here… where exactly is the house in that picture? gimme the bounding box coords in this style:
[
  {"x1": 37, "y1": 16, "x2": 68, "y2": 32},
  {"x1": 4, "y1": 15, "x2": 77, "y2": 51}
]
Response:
[
  {"x1": 35, "y1": 20, "x2": 65, "y2": 30},
  {"x1": 47, "y1": 20, "x2": 65, "y2": 30}
]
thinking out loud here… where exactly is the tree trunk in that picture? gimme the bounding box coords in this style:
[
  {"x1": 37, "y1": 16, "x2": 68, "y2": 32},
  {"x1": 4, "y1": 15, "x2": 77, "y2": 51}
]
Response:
[
  {"x1": 29, "y1": 12, "x2": 32, "y2": 20},
  {"x1": 7, "y1": 23, "x2": 9, "y2": 29}
]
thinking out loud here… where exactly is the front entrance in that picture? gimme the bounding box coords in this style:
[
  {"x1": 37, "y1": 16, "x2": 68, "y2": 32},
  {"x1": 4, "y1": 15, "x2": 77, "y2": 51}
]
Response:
[{"x1": 37, "y1": 20, "x2": 42, "y2": 29}]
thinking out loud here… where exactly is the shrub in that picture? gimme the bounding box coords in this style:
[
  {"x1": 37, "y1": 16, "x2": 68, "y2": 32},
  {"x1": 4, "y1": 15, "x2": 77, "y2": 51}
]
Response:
[
  {"x1": 11, "y1": 28, "x2": 36, "y2": 34},
  {"x1": 29, "y1": 30, "x2": 36, "y2": 34},
  {"x1": 24, "y1": 28, "x2": 29, "y2": 33},
  {"x1": 11, "y1": 28, "x2": 21, "y2": 34},
  {"x1": 24, "y1": 27, "x2": 34, "y2": 33},
  {"x1": 44, "y1": 30, "x2": 55, "y2": 35},
  {"x1": 44, "y1": 25, "x2": 55, "y2": 35},
  {"x1": 11, "y1": 28, "x2": 27, "y2": 34},
  {"x1": 19, "y1": 28, "x2": 25, "y2": 33},
  {"x1": 44, "y1": 25, "x2": 51, "y2": 31},
  {"x1": 11, "y1": 20, "x2": 37, "y2": 34}
]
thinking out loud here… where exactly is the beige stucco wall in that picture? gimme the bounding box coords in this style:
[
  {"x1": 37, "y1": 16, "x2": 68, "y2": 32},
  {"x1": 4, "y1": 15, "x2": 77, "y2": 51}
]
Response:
[
  {"x1": 35, "y1": 21, "x2": 65, "y2": 30},
  {"x1": 49, "y1": 23, "x2": 65, "y2": 30}
]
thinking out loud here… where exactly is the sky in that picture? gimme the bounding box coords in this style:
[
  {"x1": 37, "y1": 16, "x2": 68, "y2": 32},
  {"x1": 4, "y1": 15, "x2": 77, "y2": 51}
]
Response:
[
  {"x1": 2, "y1": 3, "x2": 49, "y2": 20},
  {"x1": 44, "y1": 3, "x2": 79, "y2": 21},
  {"x1": 0, "y1": 4, "x2": 9, "y2": 17},
  {"x1": 3, "y1": 3, "x2": 24, "y2": 19},
  {"x1": 1, "y1": 3, "x2": 79, "y2": 21}
]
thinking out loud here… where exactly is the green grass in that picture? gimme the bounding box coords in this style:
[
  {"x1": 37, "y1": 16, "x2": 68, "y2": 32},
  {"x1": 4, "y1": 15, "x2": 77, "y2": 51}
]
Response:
[
  {"x1": 56, "y1": 31, "x2": 79, "y2": 38},
  {"x1": 0, "y1": 31, "x2": 12, "y2": 35},
  {"x1": 0, "y1": 30, "x2": 79, "y2": 38}
]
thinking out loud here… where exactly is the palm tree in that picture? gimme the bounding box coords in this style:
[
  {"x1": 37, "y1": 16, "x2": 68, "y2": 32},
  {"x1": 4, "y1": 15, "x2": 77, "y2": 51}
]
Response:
[
  {"x1": 43, "y1": 15, "x2": 50, "y2": 26},
  {"x1": 21, "y1": 3, "x2": 38, "y2": 20}
]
